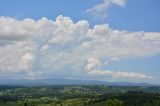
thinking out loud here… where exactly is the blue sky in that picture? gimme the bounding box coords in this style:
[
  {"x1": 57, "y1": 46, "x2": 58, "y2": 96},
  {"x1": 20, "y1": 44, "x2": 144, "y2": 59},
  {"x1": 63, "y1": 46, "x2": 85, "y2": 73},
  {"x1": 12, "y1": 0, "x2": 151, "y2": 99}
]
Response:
[
  {"x1": 0, "y1": 0, "x2": 159, "y2": 84},
  {"x1": 0, "y1": 0, "x2": 160, "y2": 31}
]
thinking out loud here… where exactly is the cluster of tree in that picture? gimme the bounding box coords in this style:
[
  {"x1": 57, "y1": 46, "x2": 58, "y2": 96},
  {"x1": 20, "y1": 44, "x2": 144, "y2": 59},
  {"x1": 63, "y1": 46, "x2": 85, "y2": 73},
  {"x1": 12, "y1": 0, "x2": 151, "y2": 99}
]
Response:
[
  {"x1": 0, "y1": 86, "x2": 160, "y2": 106},
  {"x1": 106, "y1": 99, "x2": 123, "y2": 106}
]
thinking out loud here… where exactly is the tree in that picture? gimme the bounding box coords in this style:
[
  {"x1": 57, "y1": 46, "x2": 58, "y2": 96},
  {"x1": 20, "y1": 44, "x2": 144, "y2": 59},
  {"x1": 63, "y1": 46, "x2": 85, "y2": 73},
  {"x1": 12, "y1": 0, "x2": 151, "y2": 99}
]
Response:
[
  {"x1": 106, "y1": 99, "x2": 124, "y2": 106},
  {"x1": 24, "y1": 102, "x2": 27, "y2": 106}
]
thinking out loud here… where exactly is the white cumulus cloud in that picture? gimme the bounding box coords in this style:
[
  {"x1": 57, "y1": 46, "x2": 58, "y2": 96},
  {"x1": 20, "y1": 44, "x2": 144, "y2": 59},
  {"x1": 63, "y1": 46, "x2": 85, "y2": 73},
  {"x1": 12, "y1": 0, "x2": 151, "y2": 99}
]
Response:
[
  {"x1": 85, "y1": 57, "x2": 152, "y2": 80},
  {"x1": 0, "y1": 15, "x2": 159, "y2": 82},
  {"x1": 85, "y1": 57, "x2": 102, "y2": 71},
  {"x1": 19, "y1": 52, "x2": 34, "y2": 70}
]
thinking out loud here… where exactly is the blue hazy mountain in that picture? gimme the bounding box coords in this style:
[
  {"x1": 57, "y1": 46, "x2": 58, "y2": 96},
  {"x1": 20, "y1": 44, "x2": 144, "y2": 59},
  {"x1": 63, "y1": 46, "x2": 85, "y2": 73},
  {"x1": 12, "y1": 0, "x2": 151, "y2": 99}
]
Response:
[{"x1": 0, "y1": 78, "x2": 152, "y2": 86}]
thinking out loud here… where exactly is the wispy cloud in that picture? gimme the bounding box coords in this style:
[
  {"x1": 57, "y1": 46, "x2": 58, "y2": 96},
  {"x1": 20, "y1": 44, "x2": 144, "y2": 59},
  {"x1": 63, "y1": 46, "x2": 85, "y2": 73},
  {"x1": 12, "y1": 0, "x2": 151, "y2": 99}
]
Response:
[
  {"x1": 86, "y1": 0, "x2": 126, "y2": 20},
  {"x1": 89, "y1": 70, "x2": 153, "y2": 79}
]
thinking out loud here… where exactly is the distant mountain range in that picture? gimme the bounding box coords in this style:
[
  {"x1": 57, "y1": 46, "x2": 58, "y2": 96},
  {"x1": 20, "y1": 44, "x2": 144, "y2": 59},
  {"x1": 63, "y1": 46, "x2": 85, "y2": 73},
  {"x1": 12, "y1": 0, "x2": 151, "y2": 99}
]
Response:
[{"x1": 0, "y1": 78, "x2": 155, "y2": 86}]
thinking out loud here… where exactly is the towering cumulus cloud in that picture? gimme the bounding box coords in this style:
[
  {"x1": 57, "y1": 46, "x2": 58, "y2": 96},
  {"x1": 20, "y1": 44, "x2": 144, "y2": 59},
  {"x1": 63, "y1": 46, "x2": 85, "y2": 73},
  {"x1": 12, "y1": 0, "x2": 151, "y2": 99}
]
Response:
[{"x1": 0, "y1": 15, "x2": 159, "y2": 81}]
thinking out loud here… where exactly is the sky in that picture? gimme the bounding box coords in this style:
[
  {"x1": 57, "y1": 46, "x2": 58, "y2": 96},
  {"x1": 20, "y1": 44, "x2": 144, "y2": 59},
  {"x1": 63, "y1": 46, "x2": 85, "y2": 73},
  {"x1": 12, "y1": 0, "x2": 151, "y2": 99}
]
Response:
[{"x1": 0, "y1": 0, "x2": 160, "y2": 84}]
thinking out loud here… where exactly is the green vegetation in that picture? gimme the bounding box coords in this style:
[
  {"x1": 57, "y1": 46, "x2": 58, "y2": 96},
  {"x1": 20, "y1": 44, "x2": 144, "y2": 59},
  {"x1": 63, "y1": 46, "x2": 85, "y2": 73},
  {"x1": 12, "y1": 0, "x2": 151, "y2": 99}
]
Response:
[
  {"x1": 0, "y1": 85, "x2": 160, "y2": 106},
  {"x1": 106, "y1": 99, "x2": 123, "y2": 106}
]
